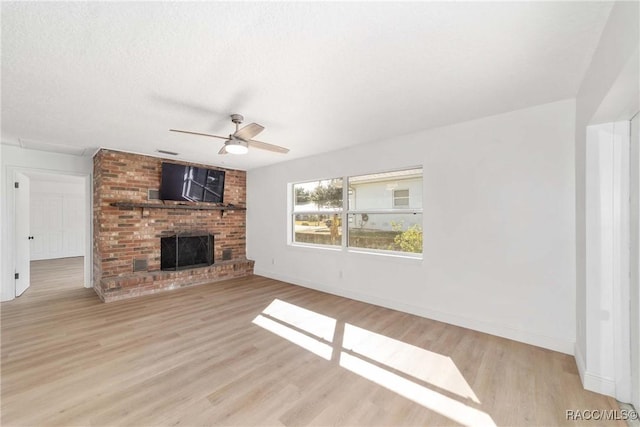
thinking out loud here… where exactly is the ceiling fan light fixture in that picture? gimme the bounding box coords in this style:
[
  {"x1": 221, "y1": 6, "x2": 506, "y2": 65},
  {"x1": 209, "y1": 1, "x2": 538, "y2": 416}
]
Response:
[{"x1": 225, "y1": 139, "x2": 249, "y2": 155}]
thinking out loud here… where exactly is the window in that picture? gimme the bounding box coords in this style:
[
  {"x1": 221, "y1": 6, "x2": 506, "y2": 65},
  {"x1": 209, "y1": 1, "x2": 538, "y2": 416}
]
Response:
[
  {"x1": 393, "y1": 189, "x2": 410, "y2": 207},
  {"x1": 291, "y1": 178, "x2": 343, "y2": 246},
  {"x1": 290, "y1": 168, "x2": 423, "y2": 256}
]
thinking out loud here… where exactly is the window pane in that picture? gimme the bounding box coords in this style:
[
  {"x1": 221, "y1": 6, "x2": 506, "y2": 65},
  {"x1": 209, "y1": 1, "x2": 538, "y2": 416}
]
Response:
[
  {"x1": 348, "y1": 168, "x2": 422, "y2": 210},
  {"x1": 293, "y1": 179, "x2": 343, "y2": 212},
  {"x1": 293, "y1": 214, "x2": 342, "y2": 246},
  {"x1": 348, "y1": 213, "x2": 422, "y2": 253},
  {"x1": 393, "y1": 189, "x2": 410, "y2": 207}
]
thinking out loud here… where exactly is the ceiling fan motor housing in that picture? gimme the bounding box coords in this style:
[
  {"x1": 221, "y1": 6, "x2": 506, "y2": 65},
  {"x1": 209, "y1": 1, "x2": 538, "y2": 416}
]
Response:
[{"x1": 230, "y1": 114, "x2": 244, "y2": 125}]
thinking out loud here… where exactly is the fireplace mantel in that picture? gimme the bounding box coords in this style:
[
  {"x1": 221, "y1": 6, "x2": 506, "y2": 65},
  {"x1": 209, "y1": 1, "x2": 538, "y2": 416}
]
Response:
[{"x1": 110, "y1": 201, "x2": 246, "y2": 212}]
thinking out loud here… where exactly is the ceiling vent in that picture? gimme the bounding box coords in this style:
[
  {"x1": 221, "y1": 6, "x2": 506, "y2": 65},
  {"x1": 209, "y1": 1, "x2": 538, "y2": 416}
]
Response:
[{"x1": 156, "y1": 149, "x2": 179, "y2": 156}]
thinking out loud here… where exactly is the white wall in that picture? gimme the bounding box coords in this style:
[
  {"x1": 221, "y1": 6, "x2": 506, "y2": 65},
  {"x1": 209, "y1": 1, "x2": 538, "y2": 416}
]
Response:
[
  {"x1": 0, "y1": 144, "x2": 93, "y2": 301},
  {"x1": 574, "y1": 0, "x2": 639, "y2": 396},
  {"x1": 248, "y1": 98, "x2": 576, "y2": 354}
]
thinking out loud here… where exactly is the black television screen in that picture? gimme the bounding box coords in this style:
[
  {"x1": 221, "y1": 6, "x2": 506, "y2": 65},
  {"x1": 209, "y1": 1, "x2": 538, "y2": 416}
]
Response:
[{"x1": 160, "y1": 163, "x2": 225, "y2": 203}]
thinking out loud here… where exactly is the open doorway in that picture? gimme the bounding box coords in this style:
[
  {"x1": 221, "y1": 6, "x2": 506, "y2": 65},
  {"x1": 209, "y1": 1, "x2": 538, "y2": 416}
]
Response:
[
  {"x1": 28, "y1": 257, "x2": 85, "y2": 300},
  {"x1": 12, "y1": 170, "x2": 89, "y2": 300}
]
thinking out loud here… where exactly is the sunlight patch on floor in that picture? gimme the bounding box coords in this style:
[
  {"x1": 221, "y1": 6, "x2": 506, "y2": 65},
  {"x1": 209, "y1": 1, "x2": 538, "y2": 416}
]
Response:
[
  {"x1": 342, "y1": 323, "x2": 480, "y2": 403},
  {"x1": 339, "y1": 352, "x2": 496, "y2": 427},
  {"x1": 261, "y1": 298, "x2": 336, "y2": 342},
  {"x1": 253, "y1": 299, "x2": 495, "y2": 426},
  {"x1": 252, "y1": 314, "x2": 333, "y2": 360}
]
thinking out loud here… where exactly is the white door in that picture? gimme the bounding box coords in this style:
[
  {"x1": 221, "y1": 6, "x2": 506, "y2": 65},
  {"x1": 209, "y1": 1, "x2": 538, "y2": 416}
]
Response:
[{"x1": 15, "y1": 172, "x2": 31, "y2": 296}]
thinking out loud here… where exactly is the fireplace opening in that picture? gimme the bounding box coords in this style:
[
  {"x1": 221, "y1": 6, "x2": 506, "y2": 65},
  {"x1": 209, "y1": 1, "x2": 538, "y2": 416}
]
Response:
[{"x1": 161, "y1": 234, "x2": 214, "y2": 271}]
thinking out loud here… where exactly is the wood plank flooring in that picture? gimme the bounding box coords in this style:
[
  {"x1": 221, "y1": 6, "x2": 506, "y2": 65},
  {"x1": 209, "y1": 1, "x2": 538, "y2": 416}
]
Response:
[{"x1": 1, "y1": 258, "x2": 623, "y2": 426}]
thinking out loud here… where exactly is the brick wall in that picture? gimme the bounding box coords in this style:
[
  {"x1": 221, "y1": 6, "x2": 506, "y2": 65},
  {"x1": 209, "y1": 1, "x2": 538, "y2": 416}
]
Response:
[{"x1": 93, "y1": 149, "x2": 253, "y2": 302}]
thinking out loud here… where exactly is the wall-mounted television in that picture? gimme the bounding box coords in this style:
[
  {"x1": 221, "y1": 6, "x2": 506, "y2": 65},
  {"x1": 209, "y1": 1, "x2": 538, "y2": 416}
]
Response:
[{"x1": 160, "y1": 162, "x2": 225, "y2": 203}]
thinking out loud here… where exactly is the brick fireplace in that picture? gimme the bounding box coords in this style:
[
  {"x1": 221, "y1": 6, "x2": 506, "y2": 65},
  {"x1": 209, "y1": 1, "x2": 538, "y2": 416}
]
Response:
[{"x1": 93, "y1": 149, "x2": 254, "y2": 302}]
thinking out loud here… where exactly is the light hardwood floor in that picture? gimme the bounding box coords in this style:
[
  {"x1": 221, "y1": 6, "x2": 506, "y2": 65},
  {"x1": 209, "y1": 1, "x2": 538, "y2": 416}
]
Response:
[{"x1": 1, "y1": 257, "x2": 623, "y2": 426}]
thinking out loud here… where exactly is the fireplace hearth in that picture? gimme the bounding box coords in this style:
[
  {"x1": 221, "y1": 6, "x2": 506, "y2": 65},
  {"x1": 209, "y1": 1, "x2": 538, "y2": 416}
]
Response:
[{"x1": 161, "y1": 233, "x2": 214, "y2": 271}]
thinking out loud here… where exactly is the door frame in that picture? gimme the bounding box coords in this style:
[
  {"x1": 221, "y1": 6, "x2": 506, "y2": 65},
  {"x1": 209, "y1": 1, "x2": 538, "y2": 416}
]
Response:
[
  {"x1": 612, "y1": 121, "x2": 631, "y2": 402},
  {"x1": 630, "y1": 111, "x2": 640, "y2": 409},
  {"x1": 584, "y1": 121, "x2": 632, "y2": 402},
  {"x1": 3, "y1": 166, "x2": 92, "y2": 300}
]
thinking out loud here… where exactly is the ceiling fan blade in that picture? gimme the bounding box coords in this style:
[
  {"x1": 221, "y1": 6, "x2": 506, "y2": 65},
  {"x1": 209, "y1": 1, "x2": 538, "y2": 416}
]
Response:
[
  {"x1": 248, "y1": 139, "x2": 290, "y2": 154},
  {"x1": 233, "y1": 123, "x2": 264, "y2": 141},
  {"x1": 218, "y1": 145, "x2": 228, "y2": 155},
  {"x1": 169, "y1": 129, "x2": 228, "y2": 140}
]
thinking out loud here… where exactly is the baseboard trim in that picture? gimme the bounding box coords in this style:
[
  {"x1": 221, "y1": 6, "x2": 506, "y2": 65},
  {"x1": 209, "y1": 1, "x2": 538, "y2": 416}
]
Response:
[
  {"x1": 583, "y1": 372, "x2": 617, "y2": 398},
  {"x1": 255, "y1": 268, "x2": 575, "y2": 355},
  {"x1": 574, "y1": 343, "x2": 587, "y2": 385},
  {"x1": 574, "y1": 340, "x2": 619, "y2": 398}
]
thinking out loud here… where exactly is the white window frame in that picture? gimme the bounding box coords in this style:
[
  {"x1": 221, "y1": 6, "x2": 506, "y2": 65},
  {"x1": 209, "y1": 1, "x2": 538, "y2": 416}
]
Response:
[
  {"x1": 289, "y1": 167, "x2": 423, "y2": 258},
  {"x1": 290, "y1": 178, "x2": 345, "y2": 249}
]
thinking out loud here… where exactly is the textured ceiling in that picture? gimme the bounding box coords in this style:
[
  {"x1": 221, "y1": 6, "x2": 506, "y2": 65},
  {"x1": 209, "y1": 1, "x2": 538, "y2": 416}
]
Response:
[{"x1": 1, "y1": 2, "x2": 613, "y2": 170}]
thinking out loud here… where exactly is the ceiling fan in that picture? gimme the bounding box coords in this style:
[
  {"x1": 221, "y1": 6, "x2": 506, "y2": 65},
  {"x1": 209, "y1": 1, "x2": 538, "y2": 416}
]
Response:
[{"x1": 170, "y1": 114, "x2": 289, "y2": 155}]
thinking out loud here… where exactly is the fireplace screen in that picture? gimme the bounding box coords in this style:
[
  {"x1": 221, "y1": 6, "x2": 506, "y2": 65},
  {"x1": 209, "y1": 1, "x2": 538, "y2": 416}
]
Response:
[{"x1": 161, "y1": 234, "x2": 214, "y2": 270}]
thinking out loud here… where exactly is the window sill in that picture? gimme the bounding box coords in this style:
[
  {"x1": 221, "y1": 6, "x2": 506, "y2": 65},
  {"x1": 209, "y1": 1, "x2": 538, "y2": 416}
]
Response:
[
  {"x1": 347, "y1": 248, "x2": 423, "y2": 262},
  {"x1": 287, "y1": 243, "x2": 423, "y2": 263},
  {"x1": 288, "y1": 243, "x2": 343, "y2": 252}
]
